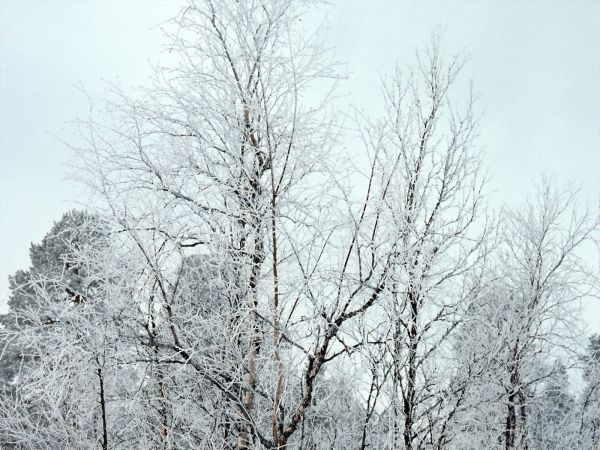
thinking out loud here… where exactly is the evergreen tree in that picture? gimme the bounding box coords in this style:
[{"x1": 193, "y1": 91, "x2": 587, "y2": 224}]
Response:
[
  {"x1": 1, "y1": 210, "x2": 100, "y2": 385},
  {"x1": 532, "y1": 361, "x2": 576, "y2": 448},
  {"x1": 0, "y1": 210, "x2": 103, "y2": 447}
]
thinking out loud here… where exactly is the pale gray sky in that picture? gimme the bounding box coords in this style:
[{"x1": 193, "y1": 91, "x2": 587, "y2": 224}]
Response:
[{"x1": 1, "y1": 1, "x2": 599, "y2": 329}]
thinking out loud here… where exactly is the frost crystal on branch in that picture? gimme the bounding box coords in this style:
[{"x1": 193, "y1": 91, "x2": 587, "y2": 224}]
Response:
[{"x1": 1, "y1": 2, "x2": 598, "y2": 450}]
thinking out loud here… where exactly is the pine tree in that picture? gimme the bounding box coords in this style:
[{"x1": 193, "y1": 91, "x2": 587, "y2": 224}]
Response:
[
  {"x1": 532, "y1": 361, "x2": 576, "y2": 448},
  {"x1": 1, "y1": 210, "x2": 100, "y2": 385},
  {"x1": 0, "y1": 210, "x2": 104, "y2": 448}
]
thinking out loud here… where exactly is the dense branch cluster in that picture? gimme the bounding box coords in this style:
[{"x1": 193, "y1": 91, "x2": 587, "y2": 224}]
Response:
[{"x1": 1, "y1": 2, "x2": 599, "y2": 449}]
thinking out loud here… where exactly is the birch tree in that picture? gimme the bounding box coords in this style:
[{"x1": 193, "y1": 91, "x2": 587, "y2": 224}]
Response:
[
  {"x1": 354, "y1": 36, "x2": 489, "y2": 450},
  {"x1": 72, "y1": 1, "x2": 400, "y2": 448},
  {"x1": 496, "y1": 182, "x2": 598, "y2": 450},
  {"x1": 450, "y1": 181, "x2": 599, "y2": 450}
]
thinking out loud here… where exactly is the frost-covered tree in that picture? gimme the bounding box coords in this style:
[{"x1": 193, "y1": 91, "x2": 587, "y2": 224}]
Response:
[
  {"x1": 0, "y1": 210, "x2": 121, "y2": 449},
  {"x1": 448, "y1": 181, "x2": 599, "y2": 450},
  {"x1": 353, "y1": 36, "x2": 489, "y2": 450},
  {"x1": 495, "y1": 182, "x2": 597, "y2": 450},
  {"x1": 2, "y1": 2, "x2": 599, "y2": 449},
  {"x1": 72, "y1": 1, "x2": 401, "y2": 447},
  {"x1": 0, "y1": 210, "x2": 101, "y2": 391},
  {"x1": 531, "y1": 361, "x2": 576, "y2": 449},
  {"x1": 579, "y1": 334, "x2": 600, "y2": 448}
]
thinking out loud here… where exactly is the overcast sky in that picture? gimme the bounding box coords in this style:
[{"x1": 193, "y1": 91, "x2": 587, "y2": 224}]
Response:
[{"x1": 1, "y1": 1, "x2": 599, "y2": 330}]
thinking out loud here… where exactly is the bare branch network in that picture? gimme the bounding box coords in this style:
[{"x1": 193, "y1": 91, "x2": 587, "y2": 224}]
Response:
[{"x1": 1, "y1": 2, "x2": 599, "y2": 450}]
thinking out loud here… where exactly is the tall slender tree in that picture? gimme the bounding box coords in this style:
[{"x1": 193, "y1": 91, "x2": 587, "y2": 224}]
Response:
[{"x1": 355, "y1": 36, "x2": 489, "y2": 450}]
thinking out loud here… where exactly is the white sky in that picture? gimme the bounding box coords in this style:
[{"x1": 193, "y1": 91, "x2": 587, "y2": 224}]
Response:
[{"x1": 1, "y1": 0, "x2": 599, "y2": 330}]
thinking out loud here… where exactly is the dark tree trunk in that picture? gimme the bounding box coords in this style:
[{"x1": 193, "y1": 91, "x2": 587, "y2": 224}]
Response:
[{"x1": 97, "y1": 366, "x2": 108, "y2": 450}]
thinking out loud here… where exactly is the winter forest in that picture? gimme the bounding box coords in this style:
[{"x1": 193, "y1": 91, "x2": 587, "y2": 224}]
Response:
[{"x1": 1, "y1": 1, "x2": 599, "y2": 449}]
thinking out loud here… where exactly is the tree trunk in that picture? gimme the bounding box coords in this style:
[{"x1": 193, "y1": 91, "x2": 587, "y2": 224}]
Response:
[
  {"x1": 403, "y1": 291, "x2": 419, "y2": 450},
  {"x1": 97, "y1": 366, "x2": 108, "y2": 450}
]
